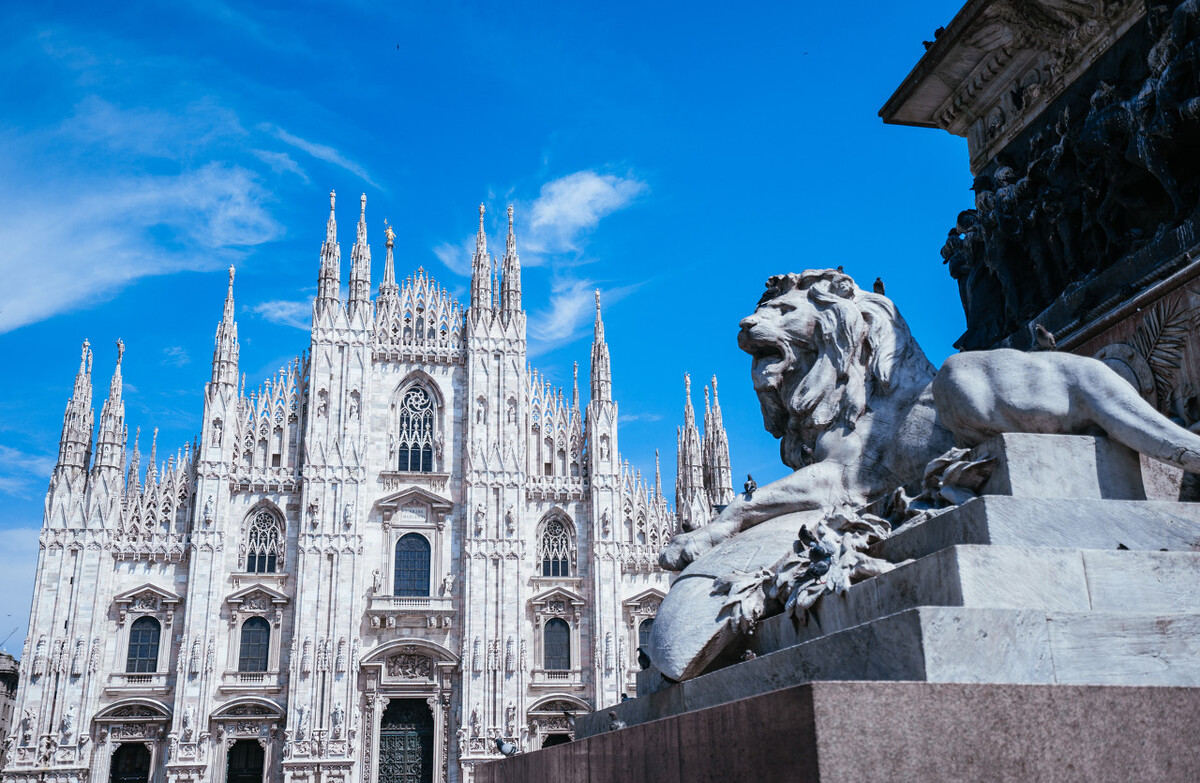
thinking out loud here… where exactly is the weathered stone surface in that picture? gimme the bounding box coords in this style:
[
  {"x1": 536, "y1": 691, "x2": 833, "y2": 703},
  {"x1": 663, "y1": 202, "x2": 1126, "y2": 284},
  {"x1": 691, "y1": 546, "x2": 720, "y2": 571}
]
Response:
[
  {"x1": 485, "y1": 682, "x2": 1200, "y2": 783},
  {"x1": 974, "y1": 432, "x2": 1146, "y2": 500},
  {"x1": 874, "y1": 496, "x2": 1200, "y2": 563}
]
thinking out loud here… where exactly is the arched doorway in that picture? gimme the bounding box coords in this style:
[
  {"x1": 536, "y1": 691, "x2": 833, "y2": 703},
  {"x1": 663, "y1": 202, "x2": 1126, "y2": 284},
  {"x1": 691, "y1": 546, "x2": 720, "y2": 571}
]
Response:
[
  {"x1": 226, "y1": 739, "x2": 264, "y2": 783},
  {"x1": 378, "y1": 698, "x2": 434, "y2": 783},
  {"x1": 110, "y1": 743, "x2": 151, "y2": 783},
  {"x1": 542, "y1": 733, "x2": 571, "y2": 748}
]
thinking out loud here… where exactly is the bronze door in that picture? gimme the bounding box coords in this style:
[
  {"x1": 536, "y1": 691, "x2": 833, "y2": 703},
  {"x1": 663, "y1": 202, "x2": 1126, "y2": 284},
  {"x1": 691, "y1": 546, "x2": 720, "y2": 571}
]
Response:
[
  {"x1": 378, "y1": 699, "x2": 434, "y2": 783},
  {"x1": 227, "y1": 739, "x2": 265, "y2": 783},
  {"x1": 110, "y1": 743, "x2": 151, "y2": 783}
]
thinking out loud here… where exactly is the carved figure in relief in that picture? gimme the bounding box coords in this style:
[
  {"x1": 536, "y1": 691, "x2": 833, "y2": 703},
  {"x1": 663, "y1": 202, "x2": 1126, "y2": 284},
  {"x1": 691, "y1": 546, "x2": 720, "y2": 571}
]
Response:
[
  {"x1": 58, "y1": 705, "x2": 74, "y2": 743},
  {"x1": 504, "y1": 505, "x2": 516, "y2": 536},
  {"x1": 441, "y1": 573, "x2": 454, "y2": 597},
  {"x1": 371, "y1": 569, "x2": 382, "y2": 594},
  {"x1": 20, "y1": 710, "x2": 34, "y2": 746},
  {"x1": 331, "y1": 702, "x2": 344, "y2": 740},
  {"x1": 474, "y1": 503, "x2": 485, "y2": 536},
  {"x1": 203, "y1": 495, "x2": 214, "y2": 524},
  {"x1": 296, "y1": 705, "x2": 309, "y2": 740},
  {"x1": 656, "y1": 270, "x2": 1200, "y2": 680},
  {"x1": 182, "y1": 704, "x2": 195, "y2": 741}
]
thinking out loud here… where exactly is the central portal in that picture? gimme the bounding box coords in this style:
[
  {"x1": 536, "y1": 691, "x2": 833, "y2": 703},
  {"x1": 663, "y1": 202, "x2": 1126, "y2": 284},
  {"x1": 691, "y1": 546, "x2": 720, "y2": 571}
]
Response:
[{"x1": 378, "y1": 698, "x2": 434, "y2": 783}]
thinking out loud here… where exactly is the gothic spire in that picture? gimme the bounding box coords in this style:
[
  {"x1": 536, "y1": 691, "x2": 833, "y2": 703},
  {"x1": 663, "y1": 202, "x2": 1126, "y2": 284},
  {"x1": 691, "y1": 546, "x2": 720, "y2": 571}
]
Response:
[
  {"x1": 349, "y1": 193, "x2": 372, "y2": 318},
  {"x1": 55, "y1": 338, "x2": 94, "y2": 473},
  {"x1": 676, "y1": 372, "x2": 705, "y2": 524},
  {"x1": 703, "y1": 375, "x2": 735, "y2": 506},
  {"x1": 590, "y1": 290, "x2": 612, "y2": 402},
  {"x1": 380, "y1": 219, "x2": 398, "y2": 297},
  {"x1": 470, "y1": 203, "x2": 492, "y2": 313},
  {"x1": 500, "y1": 204, "x2": 523, "y2": 312},
  {"x1": 127, "y1": 426, "x2": 141, "y2": 493},
  {"x1": 93, "y1": 340, "x2": 128, "y2": 474},
  {"x1": 146, "y1": 426, "x2": 159, "y2": 486},
  {"x1": 211, "y1": 266, "x2": 239, "y2": 389},
  {"x1": 316, "y1": 189, "x2": 342, "y2": 309},
  {"x1": 572, "y1": 362, "x2": 580, "y2": 410},
  {"x1": 654, "y1": 449, "x2": 663, "y2": 498}
]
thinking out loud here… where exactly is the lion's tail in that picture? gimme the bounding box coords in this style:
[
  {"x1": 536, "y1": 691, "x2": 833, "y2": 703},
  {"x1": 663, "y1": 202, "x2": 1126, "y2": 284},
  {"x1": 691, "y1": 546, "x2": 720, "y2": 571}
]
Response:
[{"x1": 1085, "y1": 374, "x2": 1200, "y2": 474}]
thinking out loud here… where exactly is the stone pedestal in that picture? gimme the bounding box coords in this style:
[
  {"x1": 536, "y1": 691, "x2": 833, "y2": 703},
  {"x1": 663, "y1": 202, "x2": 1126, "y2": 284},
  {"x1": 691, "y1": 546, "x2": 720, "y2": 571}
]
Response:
[
  {"x1": 477, "y1": 681, "x2": 1200, "y2": 783},
  {"x1": 485, "y1": 434, "x2": 1200, "y2": 779}
]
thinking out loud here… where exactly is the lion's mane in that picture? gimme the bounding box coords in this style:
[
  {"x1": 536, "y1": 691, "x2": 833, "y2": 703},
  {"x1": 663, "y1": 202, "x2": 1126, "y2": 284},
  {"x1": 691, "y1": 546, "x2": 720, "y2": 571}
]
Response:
[{"x1": 754, "y1": 270, "x2": 935, "y2": 470}]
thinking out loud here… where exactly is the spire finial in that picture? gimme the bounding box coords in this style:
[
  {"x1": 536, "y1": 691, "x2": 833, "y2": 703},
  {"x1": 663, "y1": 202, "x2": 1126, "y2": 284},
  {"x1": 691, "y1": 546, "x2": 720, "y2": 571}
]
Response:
[
  {"x1": 384, "y1": 218, "x2": 395, "y2": 248},
  {"x1": 330, "y1": 189, "x2": 336, "y2": 213},
  {"x1": 360, "y1": 192, "x2": 366, "y2": 217},
  {"x1": 684, "y1": 372, "x2": 691, "y2": 397},
  {"x1": 595, "y1": 289, "x2": 601, "y2": 314},
  {"x1": 228, "y1": 265, "x2": 235, "y2": 287},
  {"x1": 116, "y1": 338, "x2": 125, "y2": 365},
  {"x1": 507, "y1": 204, "x2": 514, "y2": 229},
  {"x1": 479, "y1": 202, "x2": 485, "y2": 228}
]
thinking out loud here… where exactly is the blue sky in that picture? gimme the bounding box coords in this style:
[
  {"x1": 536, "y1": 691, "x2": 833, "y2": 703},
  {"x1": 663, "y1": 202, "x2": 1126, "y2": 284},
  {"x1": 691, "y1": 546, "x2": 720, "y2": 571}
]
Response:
[{"x1": 0, "y1": 1, "x2": 970, "y2": 652}]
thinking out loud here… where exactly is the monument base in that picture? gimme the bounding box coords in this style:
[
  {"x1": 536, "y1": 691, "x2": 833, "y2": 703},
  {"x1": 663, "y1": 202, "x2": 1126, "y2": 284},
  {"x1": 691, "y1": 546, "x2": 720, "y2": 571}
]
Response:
[{"x1": 476, "y1": 681, "x2": 1200, "y2": 783}]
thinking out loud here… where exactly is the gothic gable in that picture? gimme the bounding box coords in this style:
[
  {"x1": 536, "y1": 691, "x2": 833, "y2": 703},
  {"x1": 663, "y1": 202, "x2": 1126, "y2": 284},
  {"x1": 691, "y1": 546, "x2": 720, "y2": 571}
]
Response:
[
  {"x1": 225, "y1": 583, "x2": 289, "y2": 610},
  {"x1": 622, "y1": 589, "x2": 665, "y2": 615},
  {"x1": 113, "y1": 583, "x2": 183, "y2": 612}
]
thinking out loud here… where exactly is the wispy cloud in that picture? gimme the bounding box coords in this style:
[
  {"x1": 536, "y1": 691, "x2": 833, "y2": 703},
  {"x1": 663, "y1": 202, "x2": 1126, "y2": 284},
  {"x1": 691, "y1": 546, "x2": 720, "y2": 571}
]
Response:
[
  {"x1": 0, "y1": 446, "x2": 55, "y2": 499},
  {"x1": 252, "y1": 149, "x2": 309, "y2": 182},
  {"x1": 529, "y1": 278, "x2": 641, "y2": 355},
  {"x1": 619, "y1": 412, "x2": 664, "y2": 424},
  {"x1": 526, "y1": 170, "x2": 646, "y2": 256},
  {"x1": 0, "y1": 160, "x2": 281, "y2": 334},
  {"x1": 250, "y1": 299, "x2": 312, "y2": 330},
  {"x1": 262, "y1": 124, "x2": 379, "y2": 189},
  {"x1": 161, "y1": 346, "x2": 190, "y2": 367},
  {"x1": 432, "y1": 237, "x2": 476, "y2": 277}
]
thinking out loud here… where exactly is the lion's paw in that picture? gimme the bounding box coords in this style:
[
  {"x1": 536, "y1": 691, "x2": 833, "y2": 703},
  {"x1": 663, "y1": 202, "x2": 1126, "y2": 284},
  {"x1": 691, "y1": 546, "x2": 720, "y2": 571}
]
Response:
[{"x1": 658, "y1": 522, "x2": 739, "y2": 571}]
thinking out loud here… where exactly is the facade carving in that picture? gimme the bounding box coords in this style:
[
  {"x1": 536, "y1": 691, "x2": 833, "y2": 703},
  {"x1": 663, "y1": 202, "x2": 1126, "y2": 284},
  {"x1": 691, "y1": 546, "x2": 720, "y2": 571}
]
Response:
[{"x1": 4, "y1": 194, "x2": 732, "y2": 782}]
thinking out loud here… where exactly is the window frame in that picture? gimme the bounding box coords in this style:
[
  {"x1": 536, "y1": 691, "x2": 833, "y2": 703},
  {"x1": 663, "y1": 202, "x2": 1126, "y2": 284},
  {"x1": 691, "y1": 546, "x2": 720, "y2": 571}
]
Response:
[
  {"x1": 237, "y1": 616, "x2": 272, "y2": 673},
  {"x1": 125, "y1": 616, "x2": 162, "y2": 673},
  {"x1": 543, "y1": 618, "x2": 571, "y2": 671},
  {"x1": 393, "y1": 532, "x2": 432, "y2": 597},
  {"x1": 243, "y1": 508, "x2": 285, "y2": 574}
]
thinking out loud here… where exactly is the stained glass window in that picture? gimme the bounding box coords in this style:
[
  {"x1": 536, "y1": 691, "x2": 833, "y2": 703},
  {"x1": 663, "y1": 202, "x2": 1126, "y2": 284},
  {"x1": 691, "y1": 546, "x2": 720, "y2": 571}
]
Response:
[
  {"x1": 397, "y1": 388, "x2": 435, "y2": 472},
  {"x1": 540, "y1": 519, "x2": 571, "y2": 577},
  {"x1": 245, "y1": 510, "x2": 283, "y2": 573}
]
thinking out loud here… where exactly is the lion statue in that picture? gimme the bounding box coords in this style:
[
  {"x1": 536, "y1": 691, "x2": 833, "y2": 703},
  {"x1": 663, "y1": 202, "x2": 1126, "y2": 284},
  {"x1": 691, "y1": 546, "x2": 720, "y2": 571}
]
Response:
[{"x1": 651, "y1": 269, "x2": 1200, "y2": 681}]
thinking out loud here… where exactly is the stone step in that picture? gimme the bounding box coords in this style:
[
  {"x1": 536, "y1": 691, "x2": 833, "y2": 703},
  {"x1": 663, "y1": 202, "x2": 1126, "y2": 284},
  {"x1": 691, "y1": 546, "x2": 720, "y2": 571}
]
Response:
[
  {"x1": 873, "y1": 495, "x2": 1200, "y2": 563},
  {"x1": 591, "y1": 607, "x2": 1200, "y2": 739},
  {"x1": 754, "y1": 545, "x2": 1200, "y2": 653}
]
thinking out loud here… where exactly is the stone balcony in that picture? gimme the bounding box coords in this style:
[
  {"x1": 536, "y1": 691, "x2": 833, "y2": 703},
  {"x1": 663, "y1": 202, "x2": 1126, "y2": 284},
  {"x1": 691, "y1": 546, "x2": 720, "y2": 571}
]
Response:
[
  {"x1": 105, "y1": 671, "x2": 171, "y2": 695},
  {"x1": 368, "y1": 594, "x2": 455, "y2": 630},
  {"x1": 219, "y1": 669, "x2": 284, "y2": 694},
  {"x1": 529, "y1": 668, "x2": 583, "y2": 689}
]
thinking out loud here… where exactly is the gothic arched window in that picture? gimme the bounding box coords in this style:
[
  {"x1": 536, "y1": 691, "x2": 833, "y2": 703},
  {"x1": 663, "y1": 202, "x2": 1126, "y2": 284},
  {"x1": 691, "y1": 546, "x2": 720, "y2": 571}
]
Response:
[
  {"x1": 539, "y1": 518, "x2": 571, "y2": 577},
  {"x1": 544, "y1": 618, "x2": 570, "y2": 670},
  {"x1": 394, "y1": 533, "x2": 431, "y2": 597},
  {"x1": 238, "y1": 617, "x2": 271, "y2": 672},
  {"x1": 245, "y1": 510, "x2": 283, "y2": 573},
  {"x1": 126, "y1": 617, "x2": 161, "y2": 673},
  {"x1": 397, "y1": 387, "x2": 435, "y2": 472}
]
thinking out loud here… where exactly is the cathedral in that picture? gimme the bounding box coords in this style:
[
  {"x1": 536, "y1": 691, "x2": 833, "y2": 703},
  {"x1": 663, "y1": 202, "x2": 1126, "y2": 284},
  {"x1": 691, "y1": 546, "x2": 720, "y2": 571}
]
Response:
[{"x1": 3, "y1": 192, "x2": 734, "y2": 783}]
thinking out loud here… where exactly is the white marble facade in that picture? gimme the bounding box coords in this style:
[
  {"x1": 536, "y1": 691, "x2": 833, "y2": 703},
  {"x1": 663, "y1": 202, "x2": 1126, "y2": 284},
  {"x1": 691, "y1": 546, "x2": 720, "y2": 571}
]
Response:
[{"x1": 3, "y1": 193, "x2": 733, "y2": 783}]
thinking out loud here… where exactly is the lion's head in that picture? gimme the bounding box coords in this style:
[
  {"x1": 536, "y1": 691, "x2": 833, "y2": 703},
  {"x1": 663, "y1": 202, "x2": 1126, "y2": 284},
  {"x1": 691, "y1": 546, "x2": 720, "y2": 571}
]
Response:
[{"x1": 738, "y1": 270, "x2": 936, "y2": 470}]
